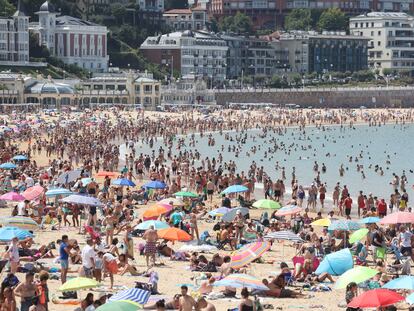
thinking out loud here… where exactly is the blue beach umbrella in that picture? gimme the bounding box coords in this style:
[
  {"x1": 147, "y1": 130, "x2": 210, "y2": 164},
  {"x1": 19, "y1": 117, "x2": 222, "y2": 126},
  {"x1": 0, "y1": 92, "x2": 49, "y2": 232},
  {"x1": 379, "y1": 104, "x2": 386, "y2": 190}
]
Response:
[
  {"x1": 12, "y1": 155, "x2": 28, "y2": 161},
  {"x1": 135, "y1": 220, "x2": 170, "y2": 230},
  {"x1": 328, "y1": 220, "x2": 361, "y2": 231},
  {"x1": 108, "y1": 288, "x2": 151, "y2": 304},
  {"x1": 360, "y1": 217, "x2": 380, "y2": 224},
  {"x1": 315, "y1": 248, "x2": 353, "y2": 276},
  {"x1": 0, "y1": 226, "x2": 33, "y2": 242},
  {"x1": 45, "y1": 188, "x2": 73, "y2": 197},
  {"x1": 406, "y1": 292, "x2": 414, "y2": 304},
  {"x1": 382, "y1": 276, "x2": 414, "y2": 290},
  {"x1": 112, "y1": 178, "x2": 136, "y2": 187},
  {"x1": 221, "y1": 185, "x2": 248, "y2": 195},
  {"x1": 56, "y1": 169, "x2": 82, "y2": 184},
  {"x1": 60, "y1": 194, "x2": 102, "y2": 206},
  {"x1": 143, "y1": 180, "x2": 166, "y2": 189},
  {"x1": 0, "y1": 162, "x2": 17, "y2": 169}
]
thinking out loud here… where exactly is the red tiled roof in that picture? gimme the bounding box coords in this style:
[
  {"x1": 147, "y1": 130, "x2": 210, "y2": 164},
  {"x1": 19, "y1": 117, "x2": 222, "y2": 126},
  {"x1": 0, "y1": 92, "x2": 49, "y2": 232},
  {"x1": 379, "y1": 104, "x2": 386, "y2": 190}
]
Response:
[{"x1": 164, "y1": 9, "x2": 192, "y2": 14}]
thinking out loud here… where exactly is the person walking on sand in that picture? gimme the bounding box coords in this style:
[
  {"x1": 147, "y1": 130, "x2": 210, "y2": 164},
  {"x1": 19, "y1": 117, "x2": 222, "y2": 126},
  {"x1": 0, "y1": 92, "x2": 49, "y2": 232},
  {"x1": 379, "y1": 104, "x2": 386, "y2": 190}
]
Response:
[
  {"x1": 143, "y1": 226, "x2": 158, "y2": 268},
  {"x1": 7, "y1": 237, "x2": 19, "y2": 274}
]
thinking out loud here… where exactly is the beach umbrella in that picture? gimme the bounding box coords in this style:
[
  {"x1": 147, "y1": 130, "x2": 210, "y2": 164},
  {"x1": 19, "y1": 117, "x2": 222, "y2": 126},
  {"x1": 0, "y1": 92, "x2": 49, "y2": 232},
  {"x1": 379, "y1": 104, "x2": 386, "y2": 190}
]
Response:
[
  {"x1": 112, "y1": 178, "x2": 136, "y2": 187},
  {"x1": 382, "y1": 275, "x2": 414, "y2": 290},
  {"x1": 179, "y1": 241, "x2": 218, "y2": 253},
  {"x1": 159, "y1": 198, "x2": 183, "y2": 206},
  {"x1": 221, "y1": 207, "x2": 249, "y2": 222},
  {"x1": 135, "y1": 220, "x2": 169, "y2": 230},
  {"x1": 60, "y1": 194, "x2": 102, "y2": 206},
  {"x1": 81, "y1": 177, "x2": 93, "y2": 186},
  {"x1": 252, "y1": 199, "x2": 281, "y2": 209},
  {"x1": 348, "y1": 289, "x2": 404, "y2": 309},
  {"x1": 45, "y1": 188, "x2": 73, "y2": 197},
  {"x1": 0, "y1": 226, "x2": 33, "y2": 242},
  {"x1": 22, "y1": 185, "x2": 44, "y2": 200},
  {"x1": 96, "y1": 171, "x2": 118, "y2": 177},
  {"x1": 96, "y1": 300, "x2": 142, "y2": 311},
  {"x1": 0, "y1": 191, "x2": 25, "y2": 201},
  {"x1": 157, "y1": 227, "x2": 192, "y2": 241},
  {"x1": 311, "y1": 218, "x2": 331, "y2": 227},
  {"x1": 0, "y1": 162, "x2": 16, "y2": 170},
  {"x1": 174, "y1": 191, "x2": 198, "y2": 198},
  {"x1": 230, "y1": 241, "x2": 271, "y2": 269},
  {"x1": 328, "y1": 220, "x2": 360, "y2": 231},
  {"x1": 109, "y1": 288, "x2": 150, "y2": 305},
  {"x1": 221, "y1": 185, "x2": 248, "y2": 195},
  {"x1": 12, "y1": 155, "x2": 27, "y2": 161},
  {"x1": 379, "y1": 211, "x2": 414, "y2": 224},
  {"x1": 275, "y1": 205, "x2": 302, "y2": 217},
  {"x1": 143, "y1": 180, "x2": 166, "y2": 189},
  {"x1": 335, "y1": 266, "x2": 378, "y2": 289},
  {"x1": 406, "y1": 292, "x2": 414, "y2": 304},
  {"x1": 56, "y1": 169, "x2": 82, "y2": 184},
  {"x1": 59, "y1": 277, "x2": 99, "y2": 292},
  {"x1": 208, "y1": 207, "x2": 231, "y2": 217},
  {"x1": 360, "y1": 216, "x2": 380, "y2": 224},
  {"x1": 214, "y1": 274, "x2": 269, "y2": 291},
  {"x1": 349, "y1": 228, "x2": 369, "y2": 244},
  {"x1": 315, "y1": 248, "x2": 353, "y2": 276},
  {"x1": 1, "y1": 216, "x2": 39, "y2": 230},
  {"x1": 264, "y1": 230, "x2": 303, "y2": 243},
  {"x1": 142, "y1": 204, "x2": 170, "y2": 219}
]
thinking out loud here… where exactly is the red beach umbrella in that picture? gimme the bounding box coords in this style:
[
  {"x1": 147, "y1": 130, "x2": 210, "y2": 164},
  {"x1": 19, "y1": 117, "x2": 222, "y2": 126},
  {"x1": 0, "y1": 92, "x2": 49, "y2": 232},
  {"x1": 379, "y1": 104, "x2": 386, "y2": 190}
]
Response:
[{"x1": 348, "y1": 289, "x2": 404, "y2": 309}]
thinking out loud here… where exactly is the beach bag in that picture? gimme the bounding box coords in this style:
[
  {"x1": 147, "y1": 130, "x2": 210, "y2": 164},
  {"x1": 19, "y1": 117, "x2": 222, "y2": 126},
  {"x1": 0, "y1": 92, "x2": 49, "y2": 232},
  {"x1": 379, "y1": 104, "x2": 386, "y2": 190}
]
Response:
[{"x1": 376, "y1": 247, "x2": 386, "y2": 260}]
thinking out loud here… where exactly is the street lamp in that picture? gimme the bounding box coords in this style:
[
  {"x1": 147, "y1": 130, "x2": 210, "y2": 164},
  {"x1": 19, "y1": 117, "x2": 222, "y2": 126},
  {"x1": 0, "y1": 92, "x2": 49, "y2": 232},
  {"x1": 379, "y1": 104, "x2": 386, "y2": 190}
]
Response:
[{"x1": 249, "y1": 64, "x2": 255, "y2": 88}]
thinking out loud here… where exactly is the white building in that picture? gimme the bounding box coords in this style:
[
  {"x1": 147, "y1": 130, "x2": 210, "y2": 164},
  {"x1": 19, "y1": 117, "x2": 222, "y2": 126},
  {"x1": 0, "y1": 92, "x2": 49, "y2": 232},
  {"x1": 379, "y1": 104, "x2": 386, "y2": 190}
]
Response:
[
  {"x1": 140, "y1": 30, "x2": 228, "y2": 82},
  {"x1": 29, "y1": 1, "x2": 109, "y2": 72},
  {"x1": 138, "y1": 0, "x2": 164, "y2": 12},
  {"x1": 0, "y1": 2, "x2": 29, "y2": 65},
  {"x1": 350, "y1": 12, "x2": 414, "y2": 72},
  {"x1": 163, "y1": 7, "x2": 208, "y2": 31}
]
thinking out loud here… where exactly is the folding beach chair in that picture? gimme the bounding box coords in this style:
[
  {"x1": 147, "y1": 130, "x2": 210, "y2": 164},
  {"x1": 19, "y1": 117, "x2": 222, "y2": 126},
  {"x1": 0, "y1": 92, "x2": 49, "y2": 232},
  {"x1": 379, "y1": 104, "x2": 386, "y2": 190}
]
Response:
[{"x1": 135, "y1": 271, "x2": 160, "y2": 294}]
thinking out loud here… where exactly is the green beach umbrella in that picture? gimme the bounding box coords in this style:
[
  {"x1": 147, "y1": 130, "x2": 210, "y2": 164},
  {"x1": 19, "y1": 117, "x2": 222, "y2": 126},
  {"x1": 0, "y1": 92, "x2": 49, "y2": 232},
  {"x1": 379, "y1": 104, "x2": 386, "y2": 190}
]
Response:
[
  {"x1": 349, "y1": 228, "x2": 369, "y2": 244},
  {"x1": 335, "y1": 266, "x2": 378, "y2": 289},
  {"x1": 174, "y1": 191, "x2": 198, "y2": 198},
  {"x1": 96, "y1": 300, "x2": 142, "y2": 311},
  {"x1": 252, "y1": 199, "x2": 281, "y2": 209},
  {"x1": 59, "y1": 277, "x2": 99, "y2": 292}
]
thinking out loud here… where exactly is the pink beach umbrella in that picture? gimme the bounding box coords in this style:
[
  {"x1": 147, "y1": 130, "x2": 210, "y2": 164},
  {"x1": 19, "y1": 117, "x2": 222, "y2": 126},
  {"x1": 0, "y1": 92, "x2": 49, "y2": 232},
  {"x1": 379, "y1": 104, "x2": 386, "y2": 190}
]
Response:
[
  {"x1": 22, "y1": 185, "x2": 44, "y2": 201},
  {"x1": 0, "y1": 192, "x2": 25, "y2": 201}
]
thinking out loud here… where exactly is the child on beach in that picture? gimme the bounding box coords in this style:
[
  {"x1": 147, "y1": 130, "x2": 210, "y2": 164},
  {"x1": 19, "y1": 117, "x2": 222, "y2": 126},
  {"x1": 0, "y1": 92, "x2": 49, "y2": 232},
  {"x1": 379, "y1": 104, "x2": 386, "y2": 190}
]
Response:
[{"x1": 94, "y1": 251, "x2": 103, "y2": 282}]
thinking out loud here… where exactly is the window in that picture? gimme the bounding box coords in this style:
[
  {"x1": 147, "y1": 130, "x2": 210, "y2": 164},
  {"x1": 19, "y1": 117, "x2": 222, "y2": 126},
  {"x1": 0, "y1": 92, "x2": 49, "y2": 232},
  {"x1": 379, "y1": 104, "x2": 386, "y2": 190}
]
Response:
[
  {"x1": 378, "y1": 31, "x2": 381, "y2": 35},
  {"x1": 377, "y1": 41, "x2": 381, "y2": 46}
]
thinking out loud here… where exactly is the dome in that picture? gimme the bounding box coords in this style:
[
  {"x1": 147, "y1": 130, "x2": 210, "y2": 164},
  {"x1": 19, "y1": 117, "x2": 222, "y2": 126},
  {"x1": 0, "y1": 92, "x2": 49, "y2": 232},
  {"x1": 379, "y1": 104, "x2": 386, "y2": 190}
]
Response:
[
  {"x1": 27, "y1": 82, "x2": 76, "y2": 95},
  {"x1": 39, "y1": 1, "x2": 55, "y2": 13},
  {"x1": 182, "y1": 30, "x2": 194, "y2": 37}
]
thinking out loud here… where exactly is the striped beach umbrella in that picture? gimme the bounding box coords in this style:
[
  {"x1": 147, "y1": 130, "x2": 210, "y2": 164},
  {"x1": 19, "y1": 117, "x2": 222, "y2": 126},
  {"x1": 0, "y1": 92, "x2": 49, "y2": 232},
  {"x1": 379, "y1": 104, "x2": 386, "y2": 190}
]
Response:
[
  {"x1": 264, "y1": 230, "x2": 303, "y2": 243},
  {"x1": 208, "y1": 206, "x2": 231, "y2": 217},
  {"x1": 109, "y1": 288, "x2": 151, "y2": 305},
  {"x1": 214, "y1": 273, "x2": 269, "y2": 290},
  {"x1": 230, "y1": 241, "x2": 271, "y2": 269},
  {"x1": 275, "y1": 205, "x2": 302, "y2": 216},
  {"x1": 328, "y1": 220, "x2": 361, "y2": 231},
  {"x1": 1, "y1": 216, "x2": 39, "y2": 230},
  {"x1": 45, "y1": 188, "x2": 73, "y2": 197},
  {"x1": 22, "y1": 185, "x2": 44, "y2": 200},
  {"x1": 0, "y1": 226, "x2": 33, "y2": 242}
]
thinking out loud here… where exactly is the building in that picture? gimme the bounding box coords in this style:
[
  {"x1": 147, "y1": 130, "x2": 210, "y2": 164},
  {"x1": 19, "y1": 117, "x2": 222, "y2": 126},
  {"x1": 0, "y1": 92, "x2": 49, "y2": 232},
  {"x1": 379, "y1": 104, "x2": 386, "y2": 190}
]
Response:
[
  {"x1": 0, "y1": 71, "x2": 161, "y2": 110},
  {"x1": 221, "y1": 34, "x2": 289, "y2": 79},
  {"x1": 140, "y1": 30, "x2": 228, "y2": 82},
  {"x1": 163, "y1": 7, "x2": 208, "y2": 31},
  {"x1": 0, "y1": 2, "x2": 29, "y2": 66},
  {"x1": 162, "y1": 74, "x2": 216, "y2": 106},
  {"x1": 275, "y1": 31, "x2": 369, "y2": 73},
  {"x1": 350, "y1": 12, "x2": 414, "y2": 72},
  {"x1": 29, "y1": 1, "x2": 109, "y2": 72}
]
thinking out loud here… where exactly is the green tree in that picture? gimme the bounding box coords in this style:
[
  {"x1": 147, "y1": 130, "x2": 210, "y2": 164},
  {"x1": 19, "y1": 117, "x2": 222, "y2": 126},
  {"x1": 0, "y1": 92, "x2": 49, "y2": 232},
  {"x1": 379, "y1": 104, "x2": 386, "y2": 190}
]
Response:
[
  {"x1": 0, "y1": 0, "x2": 15, "y2": 16},
  {"x1": 285, "y1": 9, "x2": 312, "y2": 31},
  {"x1": 29, "y1": 32, "x2": 50, "y2": 59},
  {"x1": 111, "y1": 3, "x2": 127, "y2": 23},
  {"x1": 219, "y1": 12, "x2": 253, "y2": 34},
  {"x1": 290, "y1": 73, "x2": 302, "y2": 85},
  {"x1": 317, "y1": 8, "x2": 348, "y2": 31}
]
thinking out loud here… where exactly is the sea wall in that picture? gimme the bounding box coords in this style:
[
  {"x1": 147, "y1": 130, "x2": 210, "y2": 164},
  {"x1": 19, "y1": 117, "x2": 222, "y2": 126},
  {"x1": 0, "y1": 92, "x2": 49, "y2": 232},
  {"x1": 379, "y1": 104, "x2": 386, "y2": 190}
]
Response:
[{"x1": 215, "y1": 86, "x2": 414, "y2": 108}]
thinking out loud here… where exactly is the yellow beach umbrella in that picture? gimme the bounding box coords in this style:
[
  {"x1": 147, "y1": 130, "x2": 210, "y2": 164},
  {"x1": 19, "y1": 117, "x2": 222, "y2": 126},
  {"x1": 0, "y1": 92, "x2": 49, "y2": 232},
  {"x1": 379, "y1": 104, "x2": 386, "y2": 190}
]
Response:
[
  {"x1": 311, "y1": 218, "x2": 331, "y2": 227},
  {"x1": 59, "y1": 277, "x2": 99, "y2": 292}
]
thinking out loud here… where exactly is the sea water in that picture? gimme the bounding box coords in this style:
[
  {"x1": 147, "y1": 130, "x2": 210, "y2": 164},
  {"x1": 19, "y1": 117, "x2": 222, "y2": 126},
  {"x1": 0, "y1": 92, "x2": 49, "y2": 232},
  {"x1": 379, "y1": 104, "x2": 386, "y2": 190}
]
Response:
[{"x1": 120, "y1": 123, "x2": 414, "y2": 200}]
